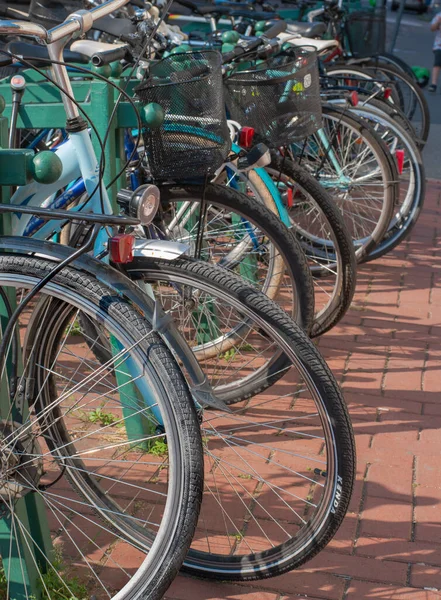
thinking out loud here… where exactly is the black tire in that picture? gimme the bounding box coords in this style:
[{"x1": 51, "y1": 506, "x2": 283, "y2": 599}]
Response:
[
  {"x1": 125, "y1": 256, "x2": 356, "y2": 580},
  {"x1": 360, "y1": 121, "x2": 425, "y2": 261},
  {"x1": 268, "y1": 155, "x2": 357, "y2": 336},
  {"x1": 0, "y1": 253, "x2": 203, "y2": 600},
  {"x1": 293, "y1": 104, "x2": 397, "y2": 258},
  {"x1": 362, "y1": 61, "x2": 430, "y2": 142},
  {"x1": 357, "y1": 93, "x2": 417, "y2": 140},
  {"x1": 378, "y1": 52, "x2": 419, "y2": 83},
  {"x1": 327, "y1": 62, "x2": 430, "y2": 144},
  {"x1": 158, "y1": 182, "x2": 315, "y2": 333},
  {"x1": 328, "y1": 98, "x2": 425, "y2": 260}
]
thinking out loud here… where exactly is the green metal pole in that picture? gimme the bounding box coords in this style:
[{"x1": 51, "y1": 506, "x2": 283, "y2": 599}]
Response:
[{"x1": 0, "y1": 98, "x2": 53, "y2": 600}]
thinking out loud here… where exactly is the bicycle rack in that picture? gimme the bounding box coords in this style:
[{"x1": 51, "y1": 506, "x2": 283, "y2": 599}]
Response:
[{"x1": 0, "y1": 66, "x2": 138, "y2": 207}]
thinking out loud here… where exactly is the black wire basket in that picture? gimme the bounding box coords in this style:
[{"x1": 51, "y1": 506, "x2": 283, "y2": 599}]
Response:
[
  {"x1": 136, "y1": 51, "x2": 231, "y2": 181},
  {"x1": 223, "y1": 46, "x2": 322, "y2": 147},
  {"x1": 344, "y1": 9, "x2": 386, "y2": 58}
]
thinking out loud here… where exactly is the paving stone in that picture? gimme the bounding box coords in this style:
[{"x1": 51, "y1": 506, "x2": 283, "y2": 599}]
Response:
[
  {"x1": 172, "y1": 180, "x2": 441, "y2": 600},
  {"x1": 346, "y1": 580, "x2": 441, "y2": 598},
  {"x1": 359, "y1": 496, "x2": 412, "y2": 540}
]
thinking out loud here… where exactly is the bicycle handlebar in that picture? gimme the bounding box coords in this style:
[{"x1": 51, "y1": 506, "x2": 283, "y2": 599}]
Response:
[
  {"x1": 0, "y1": 0, "x2": 131, "y2": 44},
  {"x1": 91, "y1": 44, "x2": 130, "y2": 66},
  {"x1": 222, "y1": 20, "x2": 286, "y2": 64}
]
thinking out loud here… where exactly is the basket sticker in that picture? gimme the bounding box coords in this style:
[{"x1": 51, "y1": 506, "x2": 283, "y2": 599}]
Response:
[
  {"x1": 304, "y1": 74, "x2": 312, "y2": 89},
  {"x1": 292, "y1": 82, "x2": 304, "y2": 93}
]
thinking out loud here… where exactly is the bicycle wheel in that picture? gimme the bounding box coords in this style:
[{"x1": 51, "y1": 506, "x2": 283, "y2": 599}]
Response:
[
  {"x1": 326, "y1": 63, "x2": 430, "y2": 144},
  {"x1": 362, "y1": 61, "x2": 430, "y2": 142},
  {"x1": 0, "y1": 253, "x2": 203, "y2": 600},
  {"x1": 346, "y1": 102, "x2": 425, "y2": 261},
  {"x1": 351, "y1": 53, "x2": 418, "y2": 83},
  {"x1": 266, "y1": 155, "x2": 357, "y2": 336},
  {"x1": 157, "y1": 182, "x2": 315, "y2": 335},
  {"x1": 291, "y1": 104, "x2": 396, "y2": 258},
  {"x1": 124, "y1": 256, "x2": 356, "y2": 579},
  {"x1": 356, "y1": 94, "x2": 417, "y2": 141}
]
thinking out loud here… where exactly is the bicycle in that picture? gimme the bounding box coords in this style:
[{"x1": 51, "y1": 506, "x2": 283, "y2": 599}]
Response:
[
  {"x1": 0, "y1": 6, "x2": 357, "y2": 585},
  {"x1": 0, "y1": 2, "x2": 211, "y2": 597}
]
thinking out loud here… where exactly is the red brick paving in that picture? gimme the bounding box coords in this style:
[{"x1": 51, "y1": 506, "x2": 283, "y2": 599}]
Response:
[{"x1": 165, "y1": 181, "x2": 441, "y2": 600}]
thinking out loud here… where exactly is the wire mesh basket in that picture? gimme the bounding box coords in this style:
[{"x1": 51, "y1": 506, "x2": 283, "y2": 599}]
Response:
[
  {"x1": 223, "y1": 46, "x2": 322, "y2": 147},
  {"x1": 136, "y1": 51, "x2": 231, "y2": 181},
  {"x1": 344, "y1": 9, "x2": 386, "y2": 58}
]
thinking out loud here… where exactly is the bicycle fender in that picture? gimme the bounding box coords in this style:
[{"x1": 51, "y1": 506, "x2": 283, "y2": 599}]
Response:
[{"x1": 0, "y1": 236, "x2": 230, "y2": 413}]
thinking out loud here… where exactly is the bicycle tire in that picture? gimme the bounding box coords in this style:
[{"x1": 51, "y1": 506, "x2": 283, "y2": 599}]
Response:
[
  {"x1": 267, "y1": 155, "x2": 357, "y2": 336},
  {"x1": 125, "y1": 256, "x2": 356, "y2": 580},
  {"x1": 158, "y1": 182, "x2": 315, "y2": 333},
  {"x1": 327, "y1": 63, "x2": 430, "y2": 144},
  {"x1": 357, "y1": 94, "x2": 417, "y2": 140},
  {"x1": 0, "y1": 253, "x2": 203, "y2": 600},
  {"x1": 351, "y1": 53, "x2": 418, "y2": 83},
  {"x1": 293, "y1": 104, "x2": 397, "y2": 258},
  {"x1": 347, "y1": 106, "x2": 426, "y2": 261}
]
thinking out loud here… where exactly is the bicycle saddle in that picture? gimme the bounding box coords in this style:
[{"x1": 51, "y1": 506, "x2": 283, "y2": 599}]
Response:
[
  {"x1": 286, "y1": 21, "x2": 326, "y2": 38},
  {"x1": 6, "y1": 41, "x2": 90, "y2": 65},
  {"x1": 28, "y1": 0, "x2": 81, "y2": 28},
  {"x1": 91, "y1": 15, "x2": 136, "y2": 37},
  {"x1": 173, "y1": 0, "x2": 276, "y2": 18},
  {"x1": 196, "y1": 5, "x2": 277, "y2": 18},
  {"x1": 0, "y1": 2, "x2": 30, "y2": 19},
  {"x1": 71, "y1": 39, "x2": 127, "y2": 58},
  {"x1": 278, "y1": 32, "x2": 339, "y2": 53}
]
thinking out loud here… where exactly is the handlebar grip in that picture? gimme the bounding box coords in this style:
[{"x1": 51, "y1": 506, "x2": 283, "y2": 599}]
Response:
[
  {"x1": 91, "y1": 45, "x2": 129, "y2": 66},
  {"x1": 222, "y1": 45, "x2": 249, "y2": 64},
  {"x1": 0, "y1": 56, "x2": 13, "y2": 67},
  {"x1": 261, "y1": 20, "x2": 287, "y2": 39}
]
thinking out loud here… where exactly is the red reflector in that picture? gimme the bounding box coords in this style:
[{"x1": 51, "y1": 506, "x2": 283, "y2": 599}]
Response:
[
  {"x1": 395, "y1": 149, "x2": 405, "y2": 175},
  {"x1": 239, "y1": 127, "x2": 255, "y2": 149},
  {"x1": 287, "y1": 188, "x2": 293, "y2": 207},
  {"x1": 109, "y1": 234, "x2": 134, "y2": 263},
  {"x1": 383, "y1": 87, "x2": 392, "y2": 100},
  {"x1": 350, "y1": 90, "x2": 359, "y2": 106}
]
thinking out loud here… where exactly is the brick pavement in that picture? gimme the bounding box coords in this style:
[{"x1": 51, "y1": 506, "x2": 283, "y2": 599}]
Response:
[{"x1": 165, "y1": 182, "x2": 441, "y2": 600}]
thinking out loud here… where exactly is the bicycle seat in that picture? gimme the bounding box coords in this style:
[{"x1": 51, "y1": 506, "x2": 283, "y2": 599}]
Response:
[
  {"x1": 91, "y1": 15, "x2": 137, "y2": 37},
  {"x1": 278, "y1": 32, "x2": 339, "y2": 53},
  {"x1": 286, "y1": 21, "x2": 326, "y2": 38},
  {"x1": 0, "y1": 2, "x2": 30, "y2": 19},
  {"x1": 195, "y1": 4, "x2": 277, "y2": 18},
  {"x1": 6, "y1": 41, "x2": 90, "y2": 65},
  {"x1": 71, "y1": 39, "x2": 127, "y2": 59}
]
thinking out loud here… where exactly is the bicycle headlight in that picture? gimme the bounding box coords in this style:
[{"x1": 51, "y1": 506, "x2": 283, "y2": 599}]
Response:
[{"x1": 117, "y1": 184, "x2": 160, "y2": 226}]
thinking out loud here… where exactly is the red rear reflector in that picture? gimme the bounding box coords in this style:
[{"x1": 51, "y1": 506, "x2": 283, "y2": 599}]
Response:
[
  {"x1": 286, "y1": 188, "x2": 293, "y2": 207},
  {"x1": 239, "y1": 127, "x2": 255, "y2": 149},
  {"x1": 109, "y1": 234, "x2": 134, "y2": 263},
  {"x1": 350, "y1": 91, "x2": 359, "y2": 106},
  {"x1": 396, "y1": 149, "x2": 405, "y2": 175},
  {"x1": 383, "y1": 87, "x2": 392, "y2": 100}
]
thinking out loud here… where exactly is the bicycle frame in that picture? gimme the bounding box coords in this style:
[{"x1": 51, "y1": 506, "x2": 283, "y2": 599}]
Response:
[{"x1": 2, "y1": 1, "x2": 231, "y2": 423}]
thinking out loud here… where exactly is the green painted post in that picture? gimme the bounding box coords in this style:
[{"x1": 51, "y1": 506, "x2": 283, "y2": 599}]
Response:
[
  {"x1": 109, "y1": 337, "x2": 155, "y2": 451},
  {"x1": 0, "y1": 99, "x2": 54, "y2": 599},
  {"x1": 0, "y1": 72, "x2": 156, "y2": 460},
  {"x1": 232, "y1": 181, "x2": 258, "y2": 285},
  {"x1": 89, "y1": 76, "x2": 126, "y2": 209}
]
